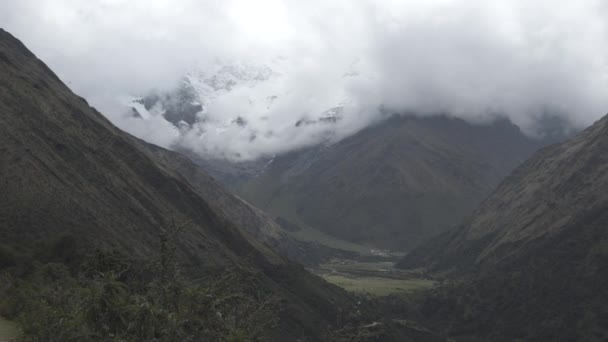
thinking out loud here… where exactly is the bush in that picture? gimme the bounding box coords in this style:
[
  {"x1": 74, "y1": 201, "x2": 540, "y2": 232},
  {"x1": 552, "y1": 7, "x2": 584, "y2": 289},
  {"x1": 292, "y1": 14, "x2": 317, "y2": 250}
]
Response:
[{"x1": 0, "y1": 231, "x2": 279, "y2": 341}]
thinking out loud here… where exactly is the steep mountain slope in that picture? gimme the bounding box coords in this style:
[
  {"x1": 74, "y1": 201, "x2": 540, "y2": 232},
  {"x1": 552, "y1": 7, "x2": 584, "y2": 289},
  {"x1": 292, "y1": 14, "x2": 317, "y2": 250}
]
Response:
[
  {"x1": 237, "y1": 115, "x2": 545, "y2": 250},
  {"x1": 0, "y1": 28, "x2": 353, "y2": 340},
  {"x1": 136, "y1": 141, "x2": 316, "y2": 263},
  {"x1": 400, "y1": 114, "x2": 608, "y2": 271},
  {"x1": 400, "y1": 114, "x2": 608, "y2": 340}
]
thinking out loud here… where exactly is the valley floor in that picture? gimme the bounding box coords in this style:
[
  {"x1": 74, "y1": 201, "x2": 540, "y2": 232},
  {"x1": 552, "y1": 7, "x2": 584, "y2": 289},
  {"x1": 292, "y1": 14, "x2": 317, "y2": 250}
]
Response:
[
  {"x1": 312, "y1": 259, "x2": 435, "y2": 296},
  {"x1": 285, "y1": 221, "x2": 437, "y2": 297}
]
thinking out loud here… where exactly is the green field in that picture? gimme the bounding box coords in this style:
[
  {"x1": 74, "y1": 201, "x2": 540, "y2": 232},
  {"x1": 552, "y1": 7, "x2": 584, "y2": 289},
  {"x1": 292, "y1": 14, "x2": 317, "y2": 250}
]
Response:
[
  {"x1": 320, "y1": 274, "x2": 435, "y2": 296},
  {"x1": 320, "y1": 260, "x2": 397, "y2": 273},
  {"x1": 313, "y1": 259, "x2": 435, "y2": 296},
  {"x1": 0, "y1": 317, "x2": 18, "y2": 342}
]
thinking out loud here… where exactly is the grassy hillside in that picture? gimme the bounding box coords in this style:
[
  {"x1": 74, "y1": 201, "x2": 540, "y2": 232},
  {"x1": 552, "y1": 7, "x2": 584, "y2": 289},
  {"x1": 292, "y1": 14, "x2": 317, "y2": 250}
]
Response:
[
  {"x1": 399, "y1": 114, "x2": 608, "y2": 341},
  {"x1": 238, "y1": 115, "x2": 545, "y2": 250}
]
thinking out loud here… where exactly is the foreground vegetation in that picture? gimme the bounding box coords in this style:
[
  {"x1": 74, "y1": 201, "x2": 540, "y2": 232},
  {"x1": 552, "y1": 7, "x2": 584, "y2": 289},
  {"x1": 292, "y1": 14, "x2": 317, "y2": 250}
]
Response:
[
  {"x1": 0, "y1": 228, "x2": 279, "y2": 342},
  {"x1": 0, "y1": 232, "x2": 449, "y2": 342}
]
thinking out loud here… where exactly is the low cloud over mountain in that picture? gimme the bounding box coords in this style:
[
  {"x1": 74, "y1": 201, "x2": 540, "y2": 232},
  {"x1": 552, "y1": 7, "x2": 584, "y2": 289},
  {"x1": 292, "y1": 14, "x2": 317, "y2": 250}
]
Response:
[{"x1": 4, "y1": 0, "x2": 608, "y2": 159}]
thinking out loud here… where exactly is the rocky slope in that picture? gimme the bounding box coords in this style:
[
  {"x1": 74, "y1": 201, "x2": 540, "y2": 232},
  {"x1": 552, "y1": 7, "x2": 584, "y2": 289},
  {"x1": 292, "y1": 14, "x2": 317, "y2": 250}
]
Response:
[{"x1": 399, "y1": 114, "x2": 608, "y2": 341}]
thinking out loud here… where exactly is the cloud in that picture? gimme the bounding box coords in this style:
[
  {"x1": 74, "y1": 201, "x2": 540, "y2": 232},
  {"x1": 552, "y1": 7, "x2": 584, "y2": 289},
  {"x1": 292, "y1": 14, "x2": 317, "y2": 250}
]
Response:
[{"x1": 2, "y1": 0, "x2": 608, "y2": 160}]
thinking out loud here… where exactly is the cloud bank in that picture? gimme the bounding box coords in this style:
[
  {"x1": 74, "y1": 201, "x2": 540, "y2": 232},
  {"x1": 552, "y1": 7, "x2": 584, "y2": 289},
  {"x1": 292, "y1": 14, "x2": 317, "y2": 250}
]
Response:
[{"x1": 3, "y1": 0, "x2": 608, "y2": 160}]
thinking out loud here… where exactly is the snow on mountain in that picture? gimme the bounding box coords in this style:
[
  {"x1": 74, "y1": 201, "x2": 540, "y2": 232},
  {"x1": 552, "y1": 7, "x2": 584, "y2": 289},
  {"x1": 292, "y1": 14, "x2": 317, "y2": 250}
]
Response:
[{"x1": 124, "y1": 59, "x2": 357, "y2": 160}]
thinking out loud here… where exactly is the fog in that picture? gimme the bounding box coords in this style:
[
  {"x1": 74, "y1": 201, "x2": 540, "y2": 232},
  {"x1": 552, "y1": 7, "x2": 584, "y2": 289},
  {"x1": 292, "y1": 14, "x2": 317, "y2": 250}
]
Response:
[{"x1": 3, "y1": 0, "x2": 608, "y2": 160}]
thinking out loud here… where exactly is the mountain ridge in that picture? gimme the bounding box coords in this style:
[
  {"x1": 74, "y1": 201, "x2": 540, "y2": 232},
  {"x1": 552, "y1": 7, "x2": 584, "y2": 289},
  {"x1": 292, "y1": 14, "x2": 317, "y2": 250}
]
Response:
[
  {"x1": 235, "y1": 114, "x2": 548, "y2": 250},
  {"x1": 400, "y1": 113, "x2": 608, "y2": 271},
  {"x1": 398, "y1": 112, "x2": 608, "y2": 340},
  {"x1": 0, "y1": 28, "x2": 356, "y2": 340}
]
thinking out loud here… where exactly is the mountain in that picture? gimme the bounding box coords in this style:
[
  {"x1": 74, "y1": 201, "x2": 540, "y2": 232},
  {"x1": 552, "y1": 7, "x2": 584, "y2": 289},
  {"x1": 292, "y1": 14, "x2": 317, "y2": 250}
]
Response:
[
  {"x1": 119, "y1": 51, "x2": 570, "y2": 254},
  {"x1": 129, "y1": 62, "x2": 277, "y2": 129},
  {"x1": 139, "y1": 141, "x2": 353, "y2": 264},
  {"x1": 0, "y1": 28, "x2": 355, "y2": 341},
  {"x1": 399, "y1": 114, "x2": 608, "y2": 340},
  {"x1": 127, "y1": 60, "x2": 348, "y2": 133},
  {"x1": 124, "y1": 59, "x2": 352, "y2": 161},
  {"x1": 124, "y1": 63, "x2": 560, "y2": 253},
  {"x1": 235, "y1": 115, "x2": 547, "y2": 250}
]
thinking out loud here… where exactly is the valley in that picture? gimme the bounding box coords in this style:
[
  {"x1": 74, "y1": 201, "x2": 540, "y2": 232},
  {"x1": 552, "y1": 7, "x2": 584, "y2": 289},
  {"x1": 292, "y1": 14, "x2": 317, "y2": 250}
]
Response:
[
  {"x1": 2, "y1": 2, "x2": 607, "y2": 339},
  {"x1": 313, "y1": 259, "x2": 434, "y2": 297},
  {"x1": 277, "y1": 214, "x2": 436, "y2": 297},
  {"x1": 282, "y1": 218, "x2": 436, "y2": 297},
  {"x1": 223, "y1": 115, "x2": 552, "y2": 251}
]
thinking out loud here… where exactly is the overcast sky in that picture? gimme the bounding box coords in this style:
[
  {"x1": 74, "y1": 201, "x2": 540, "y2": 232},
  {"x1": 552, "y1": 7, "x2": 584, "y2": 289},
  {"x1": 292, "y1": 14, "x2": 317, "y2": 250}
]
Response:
[{"x1": 3, "y1": 0, "x2": 608, "y2": 160}]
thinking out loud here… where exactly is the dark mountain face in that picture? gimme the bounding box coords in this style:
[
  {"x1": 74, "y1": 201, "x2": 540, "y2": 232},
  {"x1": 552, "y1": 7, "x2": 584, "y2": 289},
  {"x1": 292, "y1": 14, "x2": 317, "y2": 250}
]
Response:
[
  {"x1": 399, "y1": 114, "x2": 608, "y2": 340},
  {"x1": 0, "y1": 29, "x2": 255, "y2": 269},
  {"x1": 400, "y1": 114, "x2": 608, "y2": 272},
  {"x1": 234, "y1": 115, "x2": 546, "y2": 250},
  {"x1": 139, "y1": 141, "x2": 352, "y2": 265},
  {"x1": 0, "y1": 29, "x2": 355, "y2": 340}
]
